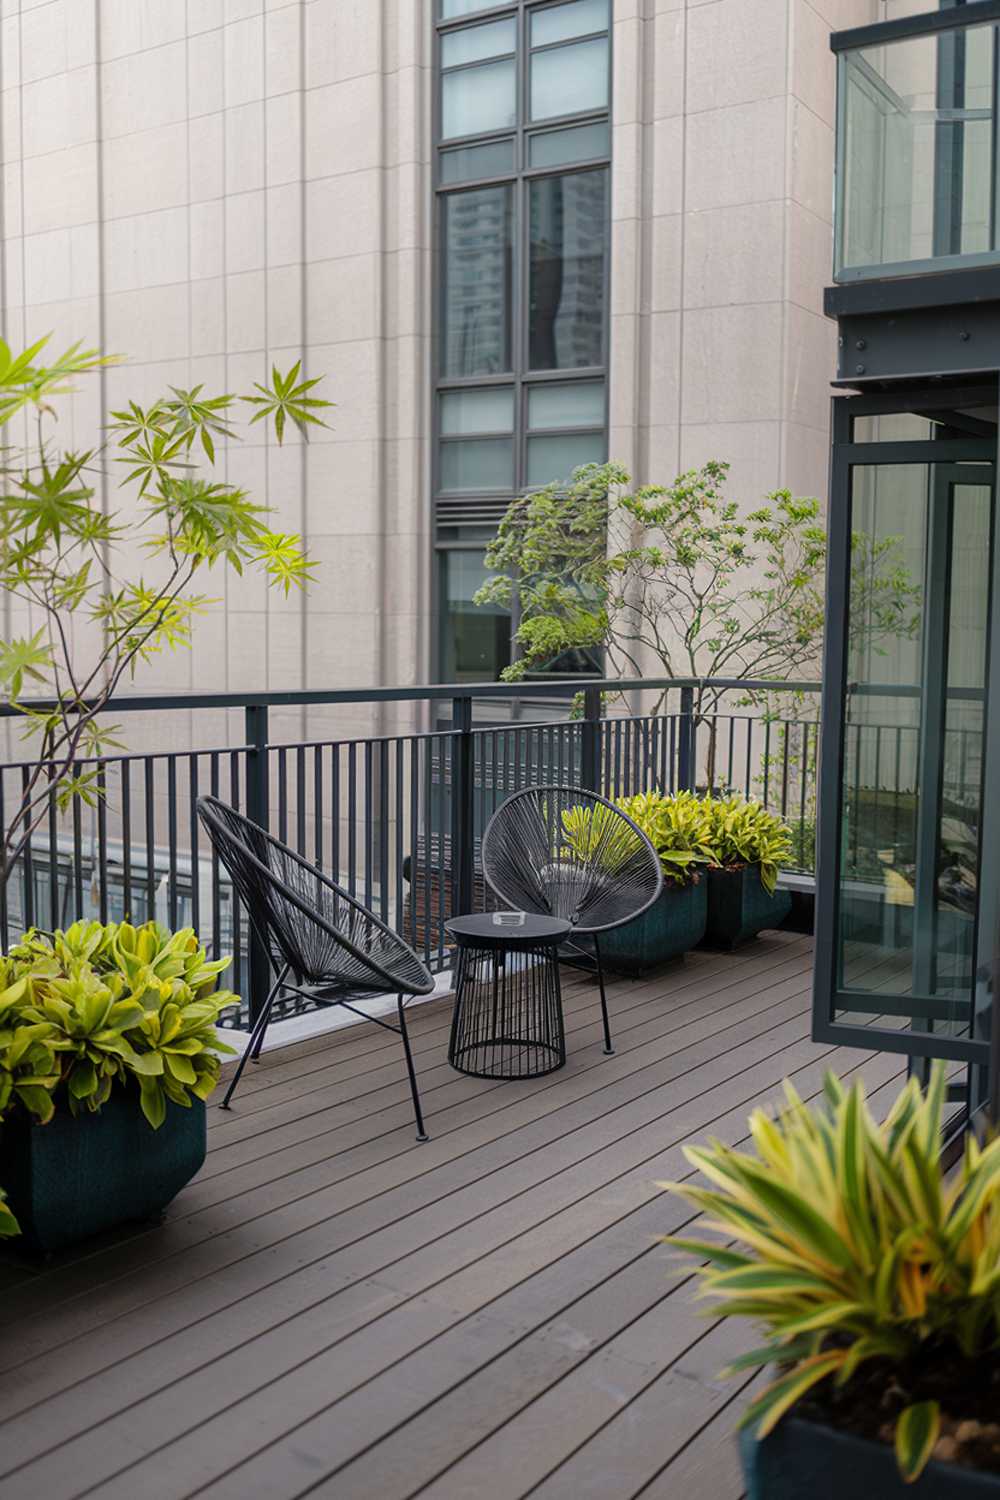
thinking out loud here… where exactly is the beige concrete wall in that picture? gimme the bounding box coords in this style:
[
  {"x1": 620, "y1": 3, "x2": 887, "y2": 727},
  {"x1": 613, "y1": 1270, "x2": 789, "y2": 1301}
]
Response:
[
  {"x1": 609, "y1": 0, "x2": 880, "y2": 511},
  {"x1": 0, "y1": 0, "x2": 435, "y2": 752}
]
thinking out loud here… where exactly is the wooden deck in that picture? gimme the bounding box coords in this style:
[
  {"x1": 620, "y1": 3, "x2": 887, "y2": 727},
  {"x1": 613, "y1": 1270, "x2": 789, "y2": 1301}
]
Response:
[{"x1": 0, "y1": 933, "x2": 906, "y2": 1500}]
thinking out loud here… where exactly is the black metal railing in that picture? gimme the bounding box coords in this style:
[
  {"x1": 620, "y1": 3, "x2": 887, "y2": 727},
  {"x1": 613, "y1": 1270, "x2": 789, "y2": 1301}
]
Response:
[{"x1": 0, "y1": 676, "x2": 826, "y2": 1027}]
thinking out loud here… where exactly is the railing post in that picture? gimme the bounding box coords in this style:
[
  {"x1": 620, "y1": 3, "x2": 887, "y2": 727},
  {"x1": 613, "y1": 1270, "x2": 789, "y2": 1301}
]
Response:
[
  {"x1": 580, "y1": 685, "x2": 601, "y2": 793},
  {"x1": 451, "y1": 695, "x2": 475, "y2": 918},
  {"x1": 677, "y1": 685, "x2": 696, "y2": 791},
  {"x1": 244, "y1": 703, "x2": 271, "y2": 1027}
]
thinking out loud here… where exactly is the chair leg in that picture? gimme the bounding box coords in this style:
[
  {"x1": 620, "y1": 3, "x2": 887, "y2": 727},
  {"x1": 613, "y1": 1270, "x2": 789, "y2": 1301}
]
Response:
[
  {"x1": 397, "y1": 994, "x2": 429, "y2": 1143},
  {"x1": 594, "y1": 934, "x2": 614, "y2": 1055},
  {"x1": 219, "y1": 975, "x2": 282, "y2": 1109}
]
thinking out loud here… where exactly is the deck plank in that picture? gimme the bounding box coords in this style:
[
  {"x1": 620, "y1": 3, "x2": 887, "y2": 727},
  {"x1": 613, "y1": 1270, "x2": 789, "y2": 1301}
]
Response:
[{"x1": 0, "y1": 935, "x2": 912, "y2": 1500}]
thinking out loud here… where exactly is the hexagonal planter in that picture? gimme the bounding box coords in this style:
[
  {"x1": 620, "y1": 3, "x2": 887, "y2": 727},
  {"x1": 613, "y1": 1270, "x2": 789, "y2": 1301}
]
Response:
[
  {"x1": 741, "y1": 1417, "x2": 1000, "y2": 1499},
  {"x1": 0, "y1": 1089, "x2": 207, "y2": 1254},
  {"x1": 703, "y1": 865, "x2": 793, "y2": 949},
  {"x1": 598, "y1": 878, "x2": 708, "y2": 976}
]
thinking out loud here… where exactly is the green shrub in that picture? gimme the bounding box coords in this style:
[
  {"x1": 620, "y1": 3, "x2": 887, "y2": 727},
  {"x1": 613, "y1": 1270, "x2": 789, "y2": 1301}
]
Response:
[
  {"x1": 610, "y1": 790, "x2": 713, "y2": 885},
  {"x1": 0, "y1": 920, "x2": 237, "y2": 1130},
  {"x1": 699, "y1": 795, "x2": 793, "y2": 894},
  {"x1": 661, "y1": 1063, "x2": 1000, "y2": 1484}
]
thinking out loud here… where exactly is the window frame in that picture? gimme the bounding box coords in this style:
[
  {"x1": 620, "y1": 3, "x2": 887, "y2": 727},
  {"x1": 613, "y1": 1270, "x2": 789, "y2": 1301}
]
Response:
[{"x1": 432, "y1": 0, "x2": 613, "y2": 683}]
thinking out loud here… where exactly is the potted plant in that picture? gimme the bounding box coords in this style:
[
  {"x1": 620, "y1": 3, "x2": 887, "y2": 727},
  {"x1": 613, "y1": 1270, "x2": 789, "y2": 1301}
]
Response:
[
  {"x1": 0, "y1": 919, "x2": 237, "y2": 1253},
  {"x1": 699, "y1": 795, "x2": 793, "y2": 948},
  {"x1": 583, "y1": 791, "x2": 711, "y2": 974},
  {"x1": 662, "y1": 1063, "x2": 1000, "y2": 1496}
]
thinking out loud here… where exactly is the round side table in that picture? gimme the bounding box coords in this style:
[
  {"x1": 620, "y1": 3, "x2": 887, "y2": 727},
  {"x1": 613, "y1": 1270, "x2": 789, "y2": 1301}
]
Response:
[{"x1": 445, "y1": 913, "x2": 571, "y2": 1079}]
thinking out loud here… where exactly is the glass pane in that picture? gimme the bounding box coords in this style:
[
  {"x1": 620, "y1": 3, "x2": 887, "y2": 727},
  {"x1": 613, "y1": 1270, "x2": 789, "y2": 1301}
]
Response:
[
  {"x1": 440, "y1": 550, "x2": 511, "y2": 684},
  {"x1": 837, "y1": 24, "x2": 999, "y2": 276},
  {"x1": 529, "y1": 121, "x2": 610, "y2": 168},
  {"x1": 442, "y1": 58, "x2": 516, "y2": 139},
  {"x1": 441, "y1": 0, "x2": 499, "y2": 17},
  {"x1": 527, "y1": 431, "x2": 604, "y2": 485},
  {"x1": 531, "y1": 36, "x2": 608, "y2": 120},
  {"x1": 440, "y1": 437, "x2": 514, "y2": 490},
  {"x1": 529, "y1": 170, "x2": 607, "y2": 369},
  {"x1": 527, "y1": 380, "x2": 604, "y2": 429},
  {"x1": 440, "y1": 139, "x2": 515, "y2": 184},
  {"x1": 443, "y1": 185, "x2": 512, "y2": 377},
  {"x1": 441, "y1": 387, "x2": 514, "y2": 434},
  {"x1": 836, "y1": 462, "x2": 994, "y2": 1044},
  {"x1": 532, "y1": 0, "x2": 609, "y2": 47},
  {"x1": 441, "y1": 18, "x2": 515, "y2": 68}
]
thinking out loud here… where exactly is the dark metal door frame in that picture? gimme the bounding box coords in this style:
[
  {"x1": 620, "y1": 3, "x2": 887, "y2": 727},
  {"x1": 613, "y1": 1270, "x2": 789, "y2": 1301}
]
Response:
[{"x1": 814, "y1": 388, "x2": 998, "y2": 1087}]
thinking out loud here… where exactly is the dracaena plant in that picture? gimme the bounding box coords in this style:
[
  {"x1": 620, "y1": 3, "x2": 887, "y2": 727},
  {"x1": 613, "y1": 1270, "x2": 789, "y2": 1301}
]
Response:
[
  {"x1": 0, "y1": 1189, "x2": 18, "y2": 1237},
  {"x1": 661, "y1": 1062, "x2": 1000, "y2": 1485},
  {"x1": 1, "y1": 919, "x2": 237, "y2": 1129},
  {"x1": 617, "y1": 790, "x2": 712, "y2": 886},
  {"x1": 699, "y1": 795, "x2": 793, "y2": 895},
  {"x1": 0, "y1": 334, "x2": 330, "y2": 890}
]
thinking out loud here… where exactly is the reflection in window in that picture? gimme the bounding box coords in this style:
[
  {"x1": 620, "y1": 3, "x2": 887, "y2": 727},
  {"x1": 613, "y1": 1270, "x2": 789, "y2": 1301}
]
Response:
[
  {"x1": 443, "y1": 186, "x2": 513, "y2": 376},
  {"x1": 529, "y1": 171, "x2": 607, "y2": 369},
  {"x1": 526, "y1": 432, "x2": 604, "y2": 486},
  {"x1": 531, "y1": 37, "x2": 609, "y2": 121},
  {"x1": 441, "y1": 438, "x2": 514, "y2": 491},
  {"x1": 440, "y1": 139, "x2": 515, "y2": 185},
  {"x1": 442, "y1": 58, "x2": 516, "y2": 139},
  {"x1": 441, "y1": 0, "x2": 498, "y2": 16},
  {"x1": 440, "y1": 550, "x2": 512, "y2": 683},
  {"x1": 532, "y1": 0, "x2": 609, "y2": 47},
  {"x1": 529, "y1": 121, "x2": 610, "y2": 169}
]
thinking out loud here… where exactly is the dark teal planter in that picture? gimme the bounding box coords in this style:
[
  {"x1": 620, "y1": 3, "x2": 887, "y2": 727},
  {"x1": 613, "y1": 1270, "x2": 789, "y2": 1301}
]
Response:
[
  {"x1": 599, "y1": 879, "x2": 707, "y2": 976},
  {"x1": 704, "y1": 865, "x2": 793, "y2": 949},
  {"x1": 0, "y1": 1089, "x2": 206, "y2": 1254},
  {"x1": 741, "y1": 1418, "x2": 1000, "y2": 1499}
]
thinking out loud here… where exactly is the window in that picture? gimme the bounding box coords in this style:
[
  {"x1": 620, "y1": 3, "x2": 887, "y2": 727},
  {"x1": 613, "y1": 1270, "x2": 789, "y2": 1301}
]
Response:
[
  {"x1": 434, "y1": 0, "x2": 611, "y2": 679},
  {"x1": 439, "y1": 550, "x2": 513, "y2": 683},
  {"x1": 442, "y1": 186, "x2": 513, "y2": 376},
  {"x1": 529, "y1": 171, "x2": 607, "y2": 370}
]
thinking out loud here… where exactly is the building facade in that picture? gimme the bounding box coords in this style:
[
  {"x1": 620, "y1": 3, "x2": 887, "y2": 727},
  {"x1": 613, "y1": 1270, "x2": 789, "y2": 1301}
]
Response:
[{"x1": 0, "y1": 0, "x2": 898, "y2": 737}]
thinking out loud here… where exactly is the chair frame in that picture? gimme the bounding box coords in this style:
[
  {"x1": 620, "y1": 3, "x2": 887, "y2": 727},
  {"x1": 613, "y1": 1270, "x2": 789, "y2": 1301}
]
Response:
[
  {"x1": 197, "y1": 795, "x2": 435, "y2": 1139},
  {"x1": 480, "y1": 786, "x2": 664, "y2": 1055}
]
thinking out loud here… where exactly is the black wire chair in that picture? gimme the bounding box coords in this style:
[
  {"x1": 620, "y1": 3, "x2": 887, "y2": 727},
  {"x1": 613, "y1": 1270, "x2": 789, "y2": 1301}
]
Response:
[
  {"x1": 196, "y1": 795, "x2": 435, "y2": 1139},
  {"x1": 480, "y1": 786, "x2": 663, "y2": 1054}
]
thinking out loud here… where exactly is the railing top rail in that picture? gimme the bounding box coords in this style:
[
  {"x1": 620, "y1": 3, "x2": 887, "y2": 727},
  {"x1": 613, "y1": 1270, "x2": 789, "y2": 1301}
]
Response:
[
  {"x1": 0, "y1": 676, "x2": 824, "y2": 717},
  {"x1": 831, "y1": 0, "x2": 1000, "y2": 55}
]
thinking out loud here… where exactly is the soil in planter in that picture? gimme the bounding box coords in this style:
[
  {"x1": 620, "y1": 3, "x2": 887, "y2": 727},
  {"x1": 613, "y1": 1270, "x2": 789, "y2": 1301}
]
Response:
[{"x1": 797, "y1": 1342, "x2": 1000, "y2": 1478}]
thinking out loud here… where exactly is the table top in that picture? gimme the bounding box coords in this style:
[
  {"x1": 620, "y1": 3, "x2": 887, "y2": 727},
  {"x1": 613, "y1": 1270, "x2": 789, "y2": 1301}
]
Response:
[{"x1": 445, "y1": 912, "x2": 571, "y2": 947}]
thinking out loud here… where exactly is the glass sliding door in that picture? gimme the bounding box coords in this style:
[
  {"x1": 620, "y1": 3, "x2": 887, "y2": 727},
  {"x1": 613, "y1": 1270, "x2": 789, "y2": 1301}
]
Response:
[{"x1": 814, "y1": 390, "x2": 999, "y2": 1116}]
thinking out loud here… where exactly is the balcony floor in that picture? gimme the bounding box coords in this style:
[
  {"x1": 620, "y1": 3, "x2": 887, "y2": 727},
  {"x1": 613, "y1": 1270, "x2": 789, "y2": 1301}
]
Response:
[{"x1": 0, "y1": 932, "x2": 905, "y2": 1500}]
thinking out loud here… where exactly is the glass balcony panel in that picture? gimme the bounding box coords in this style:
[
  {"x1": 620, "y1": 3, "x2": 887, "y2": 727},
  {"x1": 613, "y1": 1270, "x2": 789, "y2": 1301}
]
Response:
[
  {"x1": 532, "y1": 0, "x2": 609, "y2": 48},
  {"x1": 527, "y1": 379, "x2": 604, "y2": 428},
  {"x1": 440, "y1": 139, "x2": 515, "y2": 184},
  {"x1": 528, "y1": 121, "x2": 609, "y2": 168},
  {"x1": 442, "y1": 58, "x2": 516, "y2": 139},
  {"x1": 530, "y1": 36, "x2": 608, "y2": 121},
  {"x1": 836, "y1": 23, "x2": 1000, "y2": 279},
  {"x1": 441, "y1": 18, "x2": 516, "y2": 67},
  {"x1": 441, "y1": 387, "x2": 515, "y2": 434}
]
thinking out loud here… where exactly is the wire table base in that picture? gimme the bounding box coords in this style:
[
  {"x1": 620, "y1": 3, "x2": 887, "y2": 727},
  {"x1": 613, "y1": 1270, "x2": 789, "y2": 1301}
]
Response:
[{"x1": 446, "y1": 914, "x2": 570, "y2": 1080}]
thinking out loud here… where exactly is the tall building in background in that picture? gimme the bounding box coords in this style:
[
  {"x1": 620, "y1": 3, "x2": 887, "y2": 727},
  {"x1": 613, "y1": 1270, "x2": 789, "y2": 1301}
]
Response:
[{"x1": 0, "y1": 0, "x2": 893, "y2": 733}]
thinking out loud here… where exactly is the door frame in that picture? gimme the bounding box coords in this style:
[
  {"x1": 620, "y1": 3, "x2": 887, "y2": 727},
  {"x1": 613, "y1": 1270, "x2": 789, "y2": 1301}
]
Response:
[{"x1": 813, "y1": 383, "x2": 999, "y2": 1076}]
